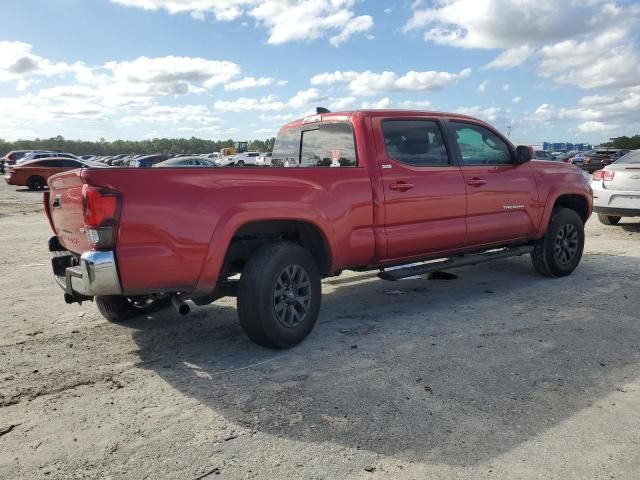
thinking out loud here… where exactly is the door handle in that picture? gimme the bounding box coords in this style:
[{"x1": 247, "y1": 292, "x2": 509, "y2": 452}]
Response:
[
  {"x1": 467, "y1": 178, "x2": 486, "y2": 187},
  {"x1": 389, "y1": 182, "x2": 414, "y2": 192}
]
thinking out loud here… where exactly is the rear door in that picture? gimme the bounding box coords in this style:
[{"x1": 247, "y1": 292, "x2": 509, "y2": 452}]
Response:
[
  {"x1": 374, "y1": 117, "x2": 467, "y2": 260},
  {"x1": 447, "y1": 120, "x2": 538, "y2": 247}
]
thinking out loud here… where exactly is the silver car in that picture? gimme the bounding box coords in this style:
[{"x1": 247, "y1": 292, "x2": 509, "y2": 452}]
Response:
[{"x1": 591, "y1": 150, "x2": 640, "y2": 225}]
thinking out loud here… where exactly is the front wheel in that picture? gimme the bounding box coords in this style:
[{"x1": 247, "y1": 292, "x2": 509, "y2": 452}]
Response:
[
  {"x1": 598, "y1": 214, "x2": 621, "y2": 226},
  {"x1": 237, "y1": 242, "x2": 321, "y2": 349},
  {"x1": 27, "y1": 176, "x2": 46, "y2": 190},
  {"x1": 95, "y1": 295, "x2": 171, "y2": 323},
  {"x1": 236, "y1": 160, "x2": 245, "y2": 166},
  {"x1": 531, "y1": 207, "x2": 585, "y2": 277}
]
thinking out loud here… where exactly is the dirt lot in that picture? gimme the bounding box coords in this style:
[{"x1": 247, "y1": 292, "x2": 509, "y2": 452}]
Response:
[{"x1": 1, "y1": 182, "x2": 640, "y2": 480}]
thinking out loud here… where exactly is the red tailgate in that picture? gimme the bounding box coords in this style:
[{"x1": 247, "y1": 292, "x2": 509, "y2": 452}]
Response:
[{"x1": 48, "y1": 170, "x2": 91, "y2": 254}]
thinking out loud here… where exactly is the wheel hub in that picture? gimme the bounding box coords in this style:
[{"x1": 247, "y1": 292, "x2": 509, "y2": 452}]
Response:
[
  {"x1": 273, "y1": 265, "x2": 311, "y2": 328},
  {"x1": 554, "y1": 224, "x2": 579, "y2": 265}
]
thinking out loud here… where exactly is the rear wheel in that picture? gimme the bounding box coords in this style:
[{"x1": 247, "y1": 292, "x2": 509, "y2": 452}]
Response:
[
  {"x1": 27, "y1": 176, "x2": 46, "y2": 190},
  {"x1": 531, "y1": 207, "x2": 585, "y2": 278},
  {"x1": 237, "y1": 242, "x2": 321, "y2": 349},
  {"x1": 95, "y1": 295, "x2": 171, "y2": 323},
  {"x1": 598, "y1": 214, "x2": 621, "y2": 226},
  {"x1": 236, "y1": 160, "x2": 245, "y2": 166}
]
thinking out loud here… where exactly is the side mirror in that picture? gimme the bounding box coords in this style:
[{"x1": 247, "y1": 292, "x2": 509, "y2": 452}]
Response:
[{"x1": 515, "y1": 145, "x2": 532, "y2": 164}]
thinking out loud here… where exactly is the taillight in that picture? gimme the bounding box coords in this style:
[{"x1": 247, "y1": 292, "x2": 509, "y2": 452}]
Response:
[
  {"x1": 592, "y1": 170, "x2": 614, "y2": 182},
  {"x1": 82, "y1": 184, "x2": 122, "y2": 249}
]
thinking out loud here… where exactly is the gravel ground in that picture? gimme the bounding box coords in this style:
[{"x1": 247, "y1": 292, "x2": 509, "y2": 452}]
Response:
[{"x1": 1, "y1": 182, "x2": 640, "y2": 479}]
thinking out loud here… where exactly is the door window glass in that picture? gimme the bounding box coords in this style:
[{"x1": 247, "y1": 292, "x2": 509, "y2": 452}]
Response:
[
  {"x1": 381, "y1": 120, "x2": 449, "y2": 166},
  {"x1": 450, "y1": 122, "x2": 513, "y2": 166}
]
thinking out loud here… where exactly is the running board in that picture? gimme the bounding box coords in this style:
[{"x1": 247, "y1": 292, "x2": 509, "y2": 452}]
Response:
[{"x1": 377, "y1": 245, "x2": 534, "y2": 281}]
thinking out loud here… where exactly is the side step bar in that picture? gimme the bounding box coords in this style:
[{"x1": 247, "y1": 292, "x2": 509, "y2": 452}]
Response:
[{"x1": 377, "y1": 245, "x2": 534, "y2": 281}]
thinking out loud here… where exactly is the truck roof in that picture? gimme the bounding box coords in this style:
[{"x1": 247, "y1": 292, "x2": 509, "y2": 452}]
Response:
[{"x1": 280, "y1": 109, "x2": 489, "y2": 131}]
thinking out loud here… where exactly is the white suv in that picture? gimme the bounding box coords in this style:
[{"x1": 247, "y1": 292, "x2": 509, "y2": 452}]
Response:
[{"x1": 216, "y1": 151, "x2": 260, "y2": 167}]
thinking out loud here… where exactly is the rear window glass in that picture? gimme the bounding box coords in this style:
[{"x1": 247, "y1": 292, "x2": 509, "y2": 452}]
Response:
[
  {"x1": 300, "y1": 123, "x2": 357, "y2": 167},
  {"x1": 616, "y1": 150, "x2": 640, "y2": 164}
]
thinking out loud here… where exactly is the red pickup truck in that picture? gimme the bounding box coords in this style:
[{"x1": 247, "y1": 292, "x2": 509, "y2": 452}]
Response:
[{"x1": 45, "y1": 109, "x2": 592, "y2": 348}]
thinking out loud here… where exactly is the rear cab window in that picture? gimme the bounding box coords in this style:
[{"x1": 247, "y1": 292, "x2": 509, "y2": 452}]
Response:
[{"x1": 272, "y1": 122, "x2": 357, "y2": 168}]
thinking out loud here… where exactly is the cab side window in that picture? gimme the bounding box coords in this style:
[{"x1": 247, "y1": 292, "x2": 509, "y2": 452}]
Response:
[
  {"x1": 382, "y1": 120, "x2": 449, "y2": 167},
  {"x1": 450, "y1": 122, "x2": 513, "y2": 166}
]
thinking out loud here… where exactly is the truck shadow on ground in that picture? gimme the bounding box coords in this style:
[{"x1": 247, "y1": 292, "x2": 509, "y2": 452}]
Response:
[{"x1": 130, "y1": 253, "x2": 640, "y2": 466}]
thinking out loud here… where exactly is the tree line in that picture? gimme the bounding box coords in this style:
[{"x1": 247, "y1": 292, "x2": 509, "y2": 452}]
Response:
[
  {"x1": 601, "y1": 135, "x2": 640, "y2": 150},
  {"x1": 0, "y1": 136, "x2": 276, "y2": 156}
]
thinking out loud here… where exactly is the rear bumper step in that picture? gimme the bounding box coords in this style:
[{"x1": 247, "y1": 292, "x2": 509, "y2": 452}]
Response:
[
  {"x1": 49, "y1": 235, "x2": 122, "y2": 300},
  {"x1": 378, "y1": 245, "x2": 534, "y2": 281}
]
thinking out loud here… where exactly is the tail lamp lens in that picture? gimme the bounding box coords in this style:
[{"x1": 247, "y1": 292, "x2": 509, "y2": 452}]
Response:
[
  {"x1": 602, "y1": 171, "x2": 615, "y2": 181},
  {"x1": 82, "y1": 185, "x2": 121, "y2": 249},
  {"x1": 592, "y1": 170, "x2": 603, "y2": 181}
]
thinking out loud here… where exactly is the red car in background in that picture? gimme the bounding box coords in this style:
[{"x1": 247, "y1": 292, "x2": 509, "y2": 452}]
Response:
[{"x1": 5, "y1": 157, "x2": 104, "y2": 190}]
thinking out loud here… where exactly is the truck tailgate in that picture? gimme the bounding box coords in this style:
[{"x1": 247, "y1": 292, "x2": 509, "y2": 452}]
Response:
[{"x1": 47, "y1": 170, "x2": 90, "y2": 254}]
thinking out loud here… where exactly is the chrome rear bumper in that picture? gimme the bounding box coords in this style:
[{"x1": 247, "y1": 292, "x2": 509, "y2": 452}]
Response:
[{"x1": 49, "y1": 235, "x2": 122, "y2": 298}]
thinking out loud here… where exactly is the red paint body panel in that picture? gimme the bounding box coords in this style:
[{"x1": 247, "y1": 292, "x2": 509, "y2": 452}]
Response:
[{"x1": 46, "y1": 110, "x2": 592, "y2": 297}]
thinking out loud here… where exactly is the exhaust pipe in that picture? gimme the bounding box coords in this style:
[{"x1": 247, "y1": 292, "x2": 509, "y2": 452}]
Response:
[{"x1": 172, "y1": 295, "x2": 190, "y2": 315}]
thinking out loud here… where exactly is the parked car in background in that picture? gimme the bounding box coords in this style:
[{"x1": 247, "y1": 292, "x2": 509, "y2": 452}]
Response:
[
  {"x1": 582, "y1": 150, "x2": 615, "y2": 173},
  {"x1": 256, "y1": 152, "x2": 273, "y2": 166},
  {"x1": 533, "y1": 150, "x2": 557, "y2": 161},
  {"x1": 1, "y1": 150, "x2": 50, "y2": 172},
  {"x1": 4, "y1": 157, "x2": 106, "y2": 190},
  {"x1": 153, "y1": 156, "x2": 217, "y2": 167},
  {"x1": 130, "y1": 154, "x2": 169, "y2": 168},
  {"x1": 201, "y1": 152, "x2": 220, "y2": 160},
  {"x1": 570, "y1": 153, "x2": 586, "y2": 167},
  {"x1": 592, "y1": 150, "x2": 640, "y2": 225},
  {"x1": 18, "y1": 151, "x2": 79, "y2": 164},
  {"x1": 216, "y1": 151, "x2": 260, "y2": 167}
]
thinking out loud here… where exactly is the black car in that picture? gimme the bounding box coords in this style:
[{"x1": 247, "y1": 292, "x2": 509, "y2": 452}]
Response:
[
  {"x1": 130, "y1": 154, "x2": 169, "y2": 168},
  {"x1": 581, "y1": 150, "x2": 615, "y2": 173}
]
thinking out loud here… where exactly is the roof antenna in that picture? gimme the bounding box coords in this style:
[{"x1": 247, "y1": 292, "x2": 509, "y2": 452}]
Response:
[{"x1": 316, "y1": 107, "x2": 331, "y2": 114}]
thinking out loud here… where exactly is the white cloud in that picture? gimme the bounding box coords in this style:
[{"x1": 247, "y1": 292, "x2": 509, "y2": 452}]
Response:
[
  {"x1": 404, "y1": 0, "x2": 622, "y2": 50},
  {"x1": 312, "y1": 68, "x2": 471, "y2": 95},
  {"x1": 360, "y1": 98, "x2": 433, "y2": 109},
  {"x1": 120, "y1": 104, "x2": 222, "y2": 126},
  {"x1": 111, "y1": 0, "x2": 373, "y2": 46},
  {"x1": 0, "y1": 41, "x2": 72, "y2": 80},
  {"x1": 328, "y1": 96, "x2": 357, "y2": 110},
  {"x1": 502, "y1": 84, "x2": 510, "y2": 91},
  {"x1": 455, "y1": 105, "x2": 509, "y2": 124},
  {"x1": 485, "y1": 46, "x2": 535, "y2": 70},
  {"x1": 512, "y1": 96, "x2": 522, "y2": 104},
  {"x1": 224, "y1": 76, "x2": 281, "y2": 91},
  {"x1": 538, "y1": 28, "x2": 640, "y2": 89},
  {"x1": 214, "y1": 88, "x2": 327, "y2": 112},
  {"x1": 478, "y1": 81, "x2": 488, "y2": 93},
  {"x1": 576, "y1": 121, "x2": 619, "y2": 133}
]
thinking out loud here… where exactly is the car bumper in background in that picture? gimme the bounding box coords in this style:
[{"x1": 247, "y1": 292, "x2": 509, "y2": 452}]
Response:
[
  {"x1": 49, "y1": 235, "x2": 122, "y2": 299},
  {"x1": 591, "y1": 182, "x2": 640, "y2": 217}
]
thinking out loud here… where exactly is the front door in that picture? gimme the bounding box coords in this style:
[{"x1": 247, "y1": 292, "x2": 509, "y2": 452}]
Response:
[
  {"x1": 447, "y1": 120, "x2": 538, "y2": 247},
  {"x1": 374, "y1": 118, "x2": 467, "y2": 261}
]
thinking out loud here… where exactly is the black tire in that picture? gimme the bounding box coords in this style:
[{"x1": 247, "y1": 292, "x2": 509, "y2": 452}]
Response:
[
  {"x1": 598, "y1": 214, "x2": 621, "y2": 226},
  {"x1": 27, "y1": 176, "x2": 46, "y2": 190},
  {"x1": 237, "y1": 242, "x2": 322, "y2": 349},
  {"x1": 236, "y1": 160, "x2": 245, "y2": 166},
  {"x1": 95, "y1": 295, "x2": 171, "y2": 323},
  {"x1": 531, "y1": 207, "x2": 585, "y2": 278}
]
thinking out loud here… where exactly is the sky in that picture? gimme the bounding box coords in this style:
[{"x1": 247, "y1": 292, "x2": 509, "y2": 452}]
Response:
[{"x1": 0, "y1": 0, "x2": 639, "y2": 146}]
